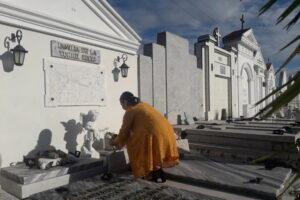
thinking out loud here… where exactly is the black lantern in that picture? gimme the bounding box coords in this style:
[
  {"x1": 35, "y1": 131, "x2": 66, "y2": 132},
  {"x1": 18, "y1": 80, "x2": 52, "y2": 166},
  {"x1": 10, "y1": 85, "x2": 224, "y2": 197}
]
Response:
[
  {"x1": 4, "y1": 29, "x2": 28, "y2": 66},
  {"x1": 11, "y1": 44, "x2": 28, "y2": 66},
  {"x1": 112, "y1": 66, "x2": 120, "y2": 82},
  {"x1": 113, "y1": 54, "x2": 129, "y2": 79},
  {"x1": 120, "y1": 62, "x2": 129, "y2": 78}
]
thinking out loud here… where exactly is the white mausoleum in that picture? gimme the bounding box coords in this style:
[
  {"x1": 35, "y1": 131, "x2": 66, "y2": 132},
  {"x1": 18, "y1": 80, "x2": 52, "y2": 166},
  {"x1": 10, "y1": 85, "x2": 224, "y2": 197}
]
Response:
[
  {"x1": 0, "y1": 0, "x2": 141, "y2": 167},
  {"x1": 139, "y1": 28, "x2": 276, "y2": 121},
  {"x1": 196, "y1": 28, "x2": 276, "y2": 119}
]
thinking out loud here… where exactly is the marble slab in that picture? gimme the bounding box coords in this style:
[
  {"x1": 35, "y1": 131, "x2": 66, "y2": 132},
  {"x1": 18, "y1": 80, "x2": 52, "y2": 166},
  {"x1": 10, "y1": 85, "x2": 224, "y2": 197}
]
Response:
[
  {"x1": 185, "y1": 128, "x2": 299, "y2": 162},
  {"x1": 164, "y1": 157, "x2": 291, "y2": 200},
  {"x1": 0, "y1": 158, "x2": 103, "y2": 185},
  {"x1": 188, "y1": 142, "x2": 298, "y2": 162},
  {"x1": 186, "y1": 128, "x2": 297, "y2": 144}
]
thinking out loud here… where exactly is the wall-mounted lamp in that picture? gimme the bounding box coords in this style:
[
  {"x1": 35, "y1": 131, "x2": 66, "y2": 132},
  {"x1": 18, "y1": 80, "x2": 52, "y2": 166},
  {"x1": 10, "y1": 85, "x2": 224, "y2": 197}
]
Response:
[
  {"x1": 4, "y1": 29, "x2": 28, "y2": 66},
  {"x1": 113, "y1": 54, "x2": 129, "y2": 79},
  {"x1": 112, "y1": 64, "x2": 120, "y2": 82}
]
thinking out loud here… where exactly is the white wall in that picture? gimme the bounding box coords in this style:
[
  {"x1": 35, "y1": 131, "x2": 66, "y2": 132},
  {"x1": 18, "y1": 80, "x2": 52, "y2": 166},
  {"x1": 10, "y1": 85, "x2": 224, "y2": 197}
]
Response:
[
  {"x1": 0, "y1": 25, "x2": 138, "y2": 167},
  {"x1": 0, "y1": 0, "x2": 118, "y2": 38}
]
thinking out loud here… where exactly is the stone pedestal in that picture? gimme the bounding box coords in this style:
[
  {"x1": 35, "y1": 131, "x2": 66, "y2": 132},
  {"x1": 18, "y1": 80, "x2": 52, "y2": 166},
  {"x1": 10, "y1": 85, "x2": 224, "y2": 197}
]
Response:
[
  {"x1": 0, "y1": 158, "x2": 104, "y2": 199},
  {"x1": 100, "y1": 150, "x2": 130, "y2": 174}
]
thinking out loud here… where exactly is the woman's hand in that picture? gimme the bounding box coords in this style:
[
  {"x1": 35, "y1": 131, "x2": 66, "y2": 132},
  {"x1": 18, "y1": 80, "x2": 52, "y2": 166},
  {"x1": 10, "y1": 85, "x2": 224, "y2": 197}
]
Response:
[{"x1": 109, "y1": 134, "x2": 118, "y2": 146}]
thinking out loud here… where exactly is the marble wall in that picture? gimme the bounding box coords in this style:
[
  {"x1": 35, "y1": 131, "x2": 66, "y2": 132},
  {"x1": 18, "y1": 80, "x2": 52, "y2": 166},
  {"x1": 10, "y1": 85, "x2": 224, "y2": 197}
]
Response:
[
  {"x1": 138, "y1": 55, "x2": 153, "y2": 105},
  {"x1": 139, "y1": 32, "x2": 202, "y2": 123},
  {"x1": 144, "y1": 43, "x2": 167, "y2": 115}
]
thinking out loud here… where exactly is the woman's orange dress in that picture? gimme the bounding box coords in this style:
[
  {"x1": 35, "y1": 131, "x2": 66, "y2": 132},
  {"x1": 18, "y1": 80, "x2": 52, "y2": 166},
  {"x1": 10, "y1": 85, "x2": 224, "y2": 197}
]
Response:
[{"x1": 114, "y1": 102, "x2": 179, "y2": 178}]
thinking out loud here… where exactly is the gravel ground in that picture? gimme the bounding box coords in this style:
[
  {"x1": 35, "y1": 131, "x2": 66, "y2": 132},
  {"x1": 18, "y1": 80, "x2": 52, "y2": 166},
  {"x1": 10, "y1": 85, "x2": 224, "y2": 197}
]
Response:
[{"x1": 0, "y1": 174, "x2": 225, "y2": 200}]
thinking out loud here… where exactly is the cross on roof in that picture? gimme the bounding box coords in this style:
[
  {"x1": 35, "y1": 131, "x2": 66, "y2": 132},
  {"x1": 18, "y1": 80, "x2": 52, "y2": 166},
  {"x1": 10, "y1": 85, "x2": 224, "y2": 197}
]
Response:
[
  {"x1": 213, "y1": 27, "x2": 221, "y2": 47},
  {"x1": 240, "y1": 14, "x2": 245, "y2": 30}
]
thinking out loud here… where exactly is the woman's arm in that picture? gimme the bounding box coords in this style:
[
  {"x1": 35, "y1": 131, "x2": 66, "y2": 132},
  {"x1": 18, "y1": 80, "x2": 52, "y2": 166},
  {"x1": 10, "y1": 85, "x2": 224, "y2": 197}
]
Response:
[{"x1": 113, "y1": 109, "x2": 134, "y2": 148}]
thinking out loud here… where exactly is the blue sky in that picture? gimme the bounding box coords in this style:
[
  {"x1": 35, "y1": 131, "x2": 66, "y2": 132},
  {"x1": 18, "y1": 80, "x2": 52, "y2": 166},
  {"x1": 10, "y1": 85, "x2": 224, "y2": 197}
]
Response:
[{"x1": 108, "y1": 0, "x2": 299, "y2": 75}]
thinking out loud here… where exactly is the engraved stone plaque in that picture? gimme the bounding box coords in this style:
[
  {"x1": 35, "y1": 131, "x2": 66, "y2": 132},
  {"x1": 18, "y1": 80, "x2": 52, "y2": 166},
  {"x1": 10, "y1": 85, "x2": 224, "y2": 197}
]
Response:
[
  {"x1": 44, "y1": 59, "x2": 106, "y2": 107},
  {"x1": 215, "y1": 63, "x2": 230, "y2": 78},
  {"x1": 51, "y1": 41, "x2": 100, "y2": 64}
]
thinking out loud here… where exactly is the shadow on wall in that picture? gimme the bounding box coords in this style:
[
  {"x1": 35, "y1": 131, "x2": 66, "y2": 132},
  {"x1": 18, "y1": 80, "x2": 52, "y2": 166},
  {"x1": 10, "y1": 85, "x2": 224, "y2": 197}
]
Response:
[
  {"x1": 61, "y1": 119, "x2": 83, "y2": 154},
  {"x1": 0, "y1": 153, "x2": 2, "y2": 168},
  {"x1": 26, "y1": 129, "x2": 56, "y2": 157},
  {"x1": 0, "y1": 51, "x2": 15, "y2": 72}
]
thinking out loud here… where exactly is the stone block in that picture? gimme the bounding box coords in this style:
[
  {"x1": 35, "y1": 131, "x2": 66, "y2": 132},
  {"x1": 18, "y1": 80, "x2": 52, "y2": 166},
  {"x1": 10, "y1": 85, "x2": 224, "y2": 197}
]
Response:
[
  {"x1": 152, "y1": 43, "x2": 167, "y2": 116},
  {"x1": 138, "y1": 55, "x2": 153, "y2": 105},
  {"x1": 144, "y1": 43, "x2": 167, "y2": 115}
]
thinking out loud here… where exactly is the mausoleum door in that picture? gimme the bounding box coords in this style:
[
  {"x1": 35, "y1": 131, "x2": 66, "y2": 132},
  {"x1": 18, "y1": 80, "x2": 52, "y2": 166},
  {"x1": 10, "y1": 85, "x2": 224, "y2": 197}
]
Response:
[
  {"x1": 213, "y1": 76, "x2": 229, "y2": 120},
  {"x1": 241, "y1": 68, "x2": 250, "y2": 117}
]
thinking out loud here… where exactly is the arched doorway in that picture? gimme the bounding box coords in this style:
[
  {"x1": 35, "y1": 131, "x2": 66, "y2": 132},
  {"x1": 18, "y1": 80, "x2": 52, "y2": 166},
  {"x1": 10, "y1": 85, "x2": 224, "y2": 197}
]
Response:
[{"x1": 240, "y1": 63, "x2": 253, "y2": 117}]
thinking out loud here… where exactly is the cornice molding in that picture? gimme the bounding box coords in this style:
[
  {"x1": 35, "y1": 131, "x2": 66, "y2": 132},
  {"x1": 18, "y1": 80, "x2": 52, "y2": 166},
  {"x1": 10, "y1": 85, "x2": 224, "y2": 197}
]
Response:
[
  {"x1": 93, "y1": 0, "x2": 141, "y2": 41},
  {"x1": 0, "y1": 0, "x2": 141, "y2": 54}
]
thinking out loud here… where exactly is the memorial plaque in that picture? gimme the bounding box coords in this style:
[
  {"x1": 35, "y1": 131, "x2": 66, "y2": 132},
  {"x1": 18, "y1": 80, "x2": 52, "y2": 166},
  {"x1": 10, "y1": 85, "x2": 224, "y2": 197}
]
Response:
[
  {"x1": 51, "y1": 40, "x2": 100, "y2": 64},
  {"x1": 220, "y1": 65, "x2": 226, "y2": 75},
  {"x1": 214, "y1": 63, "x2": 230, "y2": 78},
  {"x1": 44, "y1": 59, "x2": 106, "y2": 107}
]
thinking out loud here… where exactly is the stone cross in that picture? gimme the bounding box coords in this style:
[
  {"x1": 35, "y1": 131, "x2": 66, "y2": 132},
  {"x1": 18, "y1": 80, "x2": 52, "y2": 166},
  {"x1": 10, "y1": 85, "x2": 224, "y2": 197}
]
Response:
[
  {"x1": 240, "y1": 14, "x2": 245, "y2": 30},
  {"x1": 213, "y1": 27, "x2": 221, "y2": 47}
]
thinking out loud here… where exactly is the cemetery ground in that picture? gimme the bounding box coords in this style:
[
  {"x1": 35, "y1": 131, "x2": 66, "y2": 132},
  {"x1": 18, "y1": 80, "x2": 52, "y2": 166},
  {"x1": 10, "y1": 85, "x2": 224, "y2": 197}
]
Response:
[{"x1": 1, "y1": 119, "x2": 300, "y2": 200}]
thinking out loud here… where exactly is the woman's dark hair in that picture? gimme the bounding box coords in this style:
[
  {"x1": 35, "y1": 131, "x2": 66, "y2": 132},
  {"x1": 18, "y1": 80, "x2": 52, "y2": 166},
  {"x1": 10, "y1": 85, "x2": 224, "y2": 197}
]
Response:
[{"x1": 120, "y1": 91, "x2": 140, "y2": 106}]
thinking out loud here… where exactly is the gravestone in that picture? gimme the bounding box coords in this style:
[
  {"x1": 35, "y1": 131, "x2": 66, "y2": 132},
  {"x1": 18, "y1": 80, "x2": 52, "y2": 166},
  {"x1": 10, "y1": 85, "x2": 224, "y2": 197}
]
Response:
[
  {"x1": 165, "y1": 157, "x2": 291, "y2": 200},
  {"x1": 221, "y1": 109, "x2": 227, "y2": 120}
]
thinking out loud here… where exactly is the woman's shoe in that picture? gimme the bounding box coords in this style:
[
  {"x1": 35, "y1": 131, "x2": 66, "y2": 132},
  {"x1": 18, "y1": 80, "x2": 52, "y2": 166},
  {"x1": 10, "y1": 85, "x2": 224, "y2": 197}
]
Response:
[
  {"x1": 151, "y1": 169, "x2": 166, "y2": 183},
  {"x1": 159, "y1": 169, "x2": 166, "y2": 183}
]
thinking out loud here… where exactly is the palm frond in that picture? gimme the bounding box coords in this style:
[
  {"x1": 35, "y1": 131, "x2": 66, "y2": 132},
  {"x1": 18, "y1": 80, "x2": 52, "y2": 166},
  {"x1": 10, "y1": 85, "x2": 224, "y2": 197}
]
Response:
[
  {"x1": 259, "y1": 0, "x2": 277, "y2": 16},
  {"x1": 261, "y1": 78, "x2": 300, "y2": 119},
  {"x1": 252, "y1": 141, "x2": 300, "y2": 163},
  {"x1": 275, "y1": 44, "x2": 300, "y2": 75},
  {"x1": 278, "y1": 170, "x2": 300, "y2": 198},
  {"x1": 284, "y1": 12, "x2": 300, "y2": 30},
  {"x1": 276, "y1": 0, "x2": 300, "y2": 24},
  {"x1": 254, "y1": 71, "x2": 300, "y2": 107},
  {"x1": 280, "y1": 35, "x2": 300, "y2": 51}
]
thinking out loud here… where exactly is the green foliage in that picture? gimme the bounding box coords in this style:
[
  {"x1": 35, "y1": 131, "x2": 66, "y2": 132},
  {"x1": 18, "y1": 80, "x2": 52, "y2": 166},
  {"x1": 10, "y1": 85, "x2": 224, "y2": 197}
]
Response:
[
  {"x1": 253, "y1": 72, "x2": 300, "y2": 119},
  {"x1": 253, "y1": 1, "x2": 300, "y2": 198},
  {"x1": 252, "y1": 141, "x2": 300, "y2": 163},
  {"x1": 259, "y1": 0, "x2": 300, "y2": 75},
  {"x1": 254, "y1": 0, "x2": 300, "y2": 117}
]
